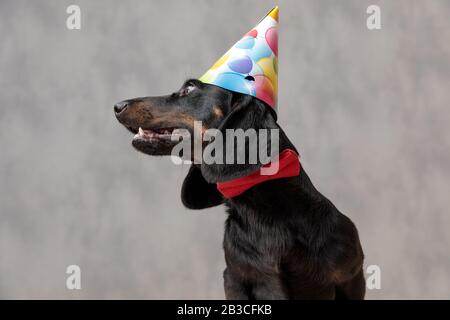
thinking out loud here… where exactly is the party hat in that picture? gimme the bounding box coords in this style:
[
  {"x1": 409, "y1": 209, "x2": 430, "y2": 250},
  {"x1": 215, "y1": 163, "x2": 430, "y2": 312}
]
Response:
[{"x1": 199, "y1": 6, "x2": 279, "y2": 111}]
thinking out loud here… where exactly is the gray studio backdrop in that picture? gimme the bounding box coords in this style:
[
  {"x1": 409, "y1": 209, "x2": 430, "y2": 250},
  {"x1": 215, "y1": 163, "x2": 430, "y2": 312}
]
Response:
[{"x1": 1, "y1": 0, "x2": 449, "y2": 299}]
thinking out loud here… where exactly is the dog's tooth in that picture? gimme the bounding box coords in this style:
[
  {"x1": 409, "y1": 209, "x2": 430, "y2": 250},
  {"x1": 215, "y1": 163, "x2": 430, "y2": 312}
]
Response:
[{"x1": 139, "y1": 127, "x2": 144, "y2": 136}]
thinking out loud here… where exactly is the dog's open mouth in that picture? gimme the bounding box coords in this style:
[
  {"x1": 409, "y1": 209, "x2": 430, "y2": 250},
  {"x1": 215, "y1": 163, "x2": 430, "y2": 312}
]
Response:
[
  {"x1": 133, "y1": 127, "x2": 176, "y2": 141},
  {"x1": 125, "y1": 125, "x2": 188, "y2": 156}
]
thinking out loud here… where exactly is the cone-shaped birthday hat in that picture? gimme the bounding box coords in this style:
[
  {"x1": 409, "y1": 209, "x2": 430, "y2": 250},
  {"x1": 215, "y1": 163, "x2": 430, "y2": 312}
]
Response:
[{"x1": 199, "y1": 6, "x2": 278, "y2": 111}]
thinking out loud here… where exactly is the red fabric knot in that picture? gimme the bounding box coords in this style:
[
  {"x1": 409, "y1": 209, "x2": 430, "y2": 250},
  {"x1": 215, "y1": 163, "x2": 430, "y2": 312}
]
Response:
[{"x1": 216, "y1": 149, "x2": 301, "y2": 198}]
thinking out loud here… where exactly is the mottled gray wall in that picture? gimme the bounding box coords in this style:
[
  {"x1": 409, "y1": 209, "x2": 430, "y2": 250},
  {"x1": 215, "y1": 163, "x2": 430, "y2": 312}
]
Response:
[{"x1": 0, "y1": 0, "x2": 449, "y2": 299}]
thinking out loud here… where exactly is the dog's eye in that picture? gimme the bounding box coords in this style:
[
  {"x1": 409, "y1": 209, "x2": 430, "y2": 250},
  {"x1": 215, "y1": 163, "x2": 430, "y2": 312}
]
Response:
[{"x1": 180, "y1": 85, "x2": 195, "y2": 96}]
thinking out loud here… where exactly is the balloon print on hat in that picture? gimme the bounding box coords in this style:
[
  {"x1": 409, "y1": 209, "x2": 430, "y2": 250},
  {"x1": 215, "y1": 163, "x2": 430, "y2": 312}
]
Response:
[{"x1": 199, "y1": 6, "x2": 279, "y2": 111}]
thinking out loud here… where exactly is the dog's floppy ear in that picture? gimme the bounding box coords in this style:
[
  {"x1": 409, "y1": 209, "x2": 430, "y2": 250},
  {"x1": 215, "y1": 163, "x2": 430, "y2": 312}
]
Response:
[
  {"x1": 181, "y1": 165, "x2": 224, "y2": 209},
  {"x1": 201, "y1": 94, "x2": 280, "y2": 183}
]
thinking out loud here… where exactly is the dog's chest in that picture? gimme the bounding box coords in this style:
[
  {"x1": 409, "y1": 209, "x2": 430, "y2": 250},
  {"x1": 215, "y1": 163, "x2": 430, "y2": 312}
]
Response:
[{"x1": 223, "y1": 211, "x2": 293, "y2": 279}]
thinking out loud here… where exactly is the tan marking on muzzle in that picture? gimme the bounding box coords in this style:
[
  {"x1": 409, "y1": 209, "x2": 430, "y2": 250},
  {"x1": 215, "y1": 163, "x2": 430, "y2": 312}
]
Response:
[
  {"x1": 151, "y1": 112, "x2": 207, "y2": 133},
  {"x1": 213, "y1": 106, "x2": 224, "y2": 119}
]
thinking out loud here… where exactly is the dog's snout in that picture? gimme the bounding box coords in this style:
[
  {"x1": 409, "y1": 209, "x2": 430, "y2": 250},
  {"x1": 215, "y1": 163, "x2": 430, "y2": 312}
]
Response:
[{"x1": 114, "y1": 101, "x2": 129, "y2": 115}]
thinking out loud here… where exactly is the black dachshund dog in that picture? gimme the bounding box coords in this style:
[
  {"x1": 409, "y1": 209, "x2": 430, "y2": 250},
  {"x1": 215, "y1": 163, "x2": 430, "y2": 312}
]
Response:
[{"x1": 114, "y1": 79, "x2": 365, "y2": 299}]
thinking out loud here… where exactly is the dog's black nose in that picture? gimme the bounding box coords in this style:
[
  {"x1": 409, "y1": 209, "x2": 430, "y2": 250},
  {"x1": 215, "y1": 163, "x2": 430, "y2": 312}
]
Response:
[{"x1": 114, "y1": 101, "x2": 128, "y2": 115}]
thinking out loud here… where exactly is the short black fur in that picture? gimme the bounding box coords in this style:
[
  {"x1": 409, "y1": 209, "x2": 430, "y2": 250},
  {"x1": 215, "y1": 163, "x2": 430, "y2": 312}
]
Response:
[{"x1": 114, "y1": 79, "x2": 365, "y2": 299}]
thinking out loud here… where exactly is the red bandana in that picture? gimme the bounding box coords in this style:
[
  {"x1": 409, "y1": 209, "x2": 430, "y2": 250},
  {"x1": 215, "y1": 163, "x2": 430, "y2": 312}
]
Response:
[{"x1": 216, "y1": 149, "x2": 301, "y2": 198}]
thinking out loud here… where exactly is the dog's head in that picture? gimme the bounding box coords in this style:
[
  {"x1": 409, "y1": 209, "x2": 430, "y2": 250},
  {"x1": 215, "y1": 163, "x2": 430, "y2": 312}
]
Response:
[{"x1": 115, "y1": 79, "x2": 294, "y2": 209}]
